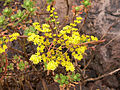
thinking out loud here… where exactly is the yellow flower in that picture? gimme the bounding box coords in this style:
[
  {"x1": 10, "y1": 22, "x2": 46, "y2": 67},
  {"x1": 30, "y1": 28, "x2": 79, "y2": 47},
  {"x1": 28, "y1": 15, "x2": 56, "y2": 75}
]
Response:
[
  {"x1": 50, "y1": 14, "x2": 53, "y2": 17},
  {"x1": 33, "y1": 22, "x2": 39, "y2": 26},
  {"x1": 47, "y1": 60, "x2": 58, "y2": 71},
  {"x1": 46, "y1": 5, "x2": 51, "y2": 12},
  {"x1": 70, "y1": 23, "x2": 76, "y2": 27},
  {"x1": 91, "y1": 36, "x2": 98, "y2": 41},
  {"x1": 9, "y1": 33, "x2": 20, "y2": 42},
  {"x1": 42, "y1": 54, "x2": 47, "y2": 62},
  {"x1": 3, "y1": 45, "x2": 7, "y2": 50},
  {"x1": 30, "y1": 54, "x2": 42, "y2": 64},
  {"x1": 54, "y1": 12, "x2": 57, "y2": 15},
  {"x1": 76, "y1": 17, "x2": 83, "y2": 20},
  {"x1": 65, "y1": 62, "x2": 75, "y2": 72},
  {"x1": 0, "y1": 44, "x2": 8, "y2": 54},
  {"x1": 55, "y1": 16, "x2": 58, "y2": 18},
  {"x1": 60, "y1": 30, "x2": 66, "y2": 34},
  {"x1": 52, "y1": 7, "x2": 55, "y2": 11},
  {"x1": 61, "y1": 61, "x2": 75, "y2": 72},
  {"x1": 0, "y1": 40, "x2": 2, "y2": 44}
]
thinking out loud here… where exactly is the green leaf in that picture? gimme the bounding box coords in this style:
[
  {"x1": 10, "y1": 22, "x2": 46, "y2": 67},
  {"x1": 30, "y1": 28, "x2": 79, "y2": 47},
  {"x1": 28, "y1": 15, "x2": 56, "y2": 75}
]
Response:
[
  {"x1": 73, "y1": 75, "x2": 77, "y2": 80},
  {"x1": 13, "y1": 55, "x2": 19, "y2": 60},
  {"x1": 11, "y1": 14, "x2": 16, "y2": 20},
  {"x1": 77, "y1": 78, "x2": 81, "y2": 81},
  {"x1": 60, "y1": 73, "x2": 63, "y2": 79},
  {"x1": 18, "y1": 61, "x2": 25, "y2": 70},
  {"x1": 44, "y1": 62, "x2": 47, "y2": 70},
  {"x1": 75, "y1": 7, "x2": 80, "y2": 11},
  {"x1": 47, "y1": 0, "x2": 54, "y2": 3},
  {"x1": 65, "y1": 81, "x2": 69, "y2": 84},
  {"x1": 3, "y1": 59, "x2": 6, "y2": 63},
  {"x1": 2, "y1": 7, "x2": 12, "y2": 16},
  {"x1": 17, "y1": 10, "x2": 23, "y2": 18},
  {"x1": 0, "y1": 68, "x2": 2, "y2": 73},
  {"x1": 76, "y1": 73, "x2": 80, "y2": 77},
  {"x1": 60, "y1": 83, "x2": 63, "y2": 86},
  {"x1": 45, "y1": 18, "x2": 50, "y2": 21},
  {"x1": 66, "y1": 76, "x2": 69, "y2": 80},
  {"x1": 0, "y1": 15, "x2": 5, "y2": 25},
  {"x1": 61, "y1": 78, "x2": 65, "y2": 84},
  {"x1": 57, "y1": 80, "x2": 61, "y2": 83},
  {"x1": 54, "y1": 74, "x2": 59, "y2": 80}
]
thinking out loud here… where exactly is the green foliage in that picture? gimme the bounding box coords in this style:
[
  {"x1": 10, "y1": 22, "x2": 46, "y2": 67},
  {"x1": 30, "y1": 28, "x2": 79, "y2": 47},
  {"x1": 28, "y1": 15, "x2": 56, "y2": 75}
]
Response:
[
  {"x1": 13, "y1": 55, "x2": 19, "y2": 60},
  {"x1": 7, "y1": 63, "x2": 14, "y2": 70},
  {"x1": 54, "y1": 72, "x2": 81, "y2": 86},
  {"x1": 4, "y1": 0, "x2": 13, "y2": 6},
  {"x1": 2, "y1": 7, "x2": 12, "y2": 16},
  {"x1": 47, "y1": 0, "x2": 54, "y2": 3},
  {"x1": 0, "y1": 15, "x2": 5, "y2": 25},
  {"x1": 81, "y1": 0, "x2": 91, "y2": 7},
  {"x1": 24, "y1": 26, "x2": 38, "y2": 36},
  {"x1": 0, "y1": 68, "x2": 3, "y2": 73},
  {"x1": 22, "y1": 0, "x2": 36, "y2": 12},
  {"x1": 75, "y1": 7, "x2": 80, "y2": 11},
  {"x1": 18, "y1": 61, "x2": 25, "y2": 71}
]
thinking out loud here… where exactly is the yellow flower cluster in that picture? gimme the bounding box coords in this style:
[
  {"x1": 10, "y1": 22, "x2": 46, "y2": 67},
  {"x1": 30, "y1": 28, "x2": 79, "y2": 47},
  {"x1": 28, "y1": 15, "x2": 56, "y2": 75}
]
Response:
[
  {"x1": 46, "y1": 5, "x2": 59, "y2": 25},
  {"x1": 47, "y1": 60, "x2": 58, "y2": 71},
  {"x1": 27, "y1": 5, "x2": 98, "y2": 72},
  {"x1": 0, "y1": 33, "x2": 20, "y2": 54},
  {"x1": 29, "y1": 54, "x2": 42, "y2": 64},
  {"x1": 0, "y1": 36, "x2": 8, "y2": 54},
  {"x1": 9, "y1": 33, "x2": 20, "y2": 41},
  {"x1": 61, "y1": 61, "x2": 75, "y2": 72},
  {"x1": 0, "y1": 44, "x2": 7, "y2": 54}
]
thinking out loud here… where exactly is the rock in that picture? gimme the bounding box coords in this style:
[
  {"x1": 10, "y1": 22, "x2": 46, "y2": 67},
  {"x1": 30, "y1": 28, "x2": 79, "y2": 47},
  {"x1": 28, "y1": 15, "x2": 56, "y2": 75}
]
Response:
[{"x1": 102, "y1": 75, "x2": 119, "y2": 88}]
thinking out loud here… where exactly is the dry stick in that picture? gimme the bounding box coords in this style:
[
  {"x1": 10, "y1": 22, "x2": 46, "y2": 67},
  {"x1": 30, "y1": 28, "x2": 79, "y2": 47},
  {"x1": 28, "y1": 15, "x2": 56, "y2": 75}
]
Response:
[
  {"x1": 84, "y1": 68, "x2": 120, "y2": 82},
  {"x1": 0, "y1": 81, "x2": 3, "y2": 90},
  {"x1": 6, "y1": 79, "x2": 10, "y2": 90},
  {"x1": 8, "y1": 46, "x2": 26, "y2": 56},
  {"x1": 47, "y1": 42, "x2": 54, "y2": 75},
  {"x1": 82, "y1": 51, "x2": 94, "y2": 71},
  {"x1": 65, "y1": 0, "x2": 69, "y2": 16},
  {"x1": 80, "y1": 82, "x2": 82, "y2": 90},
  {"x1": 25, "y1": 80, "x2": 34, "y2": 90},
  {"x1": 83, "y1": 58, "x2": 86, "y2": 77},
  {"x1": 48, "y1": 21, "x2": 54, "y2": 32},
  {"x1": 0, "y1": 52, "x2": 8, "y2": 81},
  {"x1": 0, "y1": 69, "x2": 45, "y2": 77},
  {"x1": 74, "y1": 39, "x2": 105, "y2": 46},
  {"x1": 0, "y1": 35, "x2": 28, "y2": 38},
  {"x1": 12, "y1": 77, "x2": 19, "y2": 90},
  {"x1": 41, "y1": 79, "x2": 48, "y2": 90},
  {"x1": 78, "y1": 7, "x2": 89, "y2": 32}
]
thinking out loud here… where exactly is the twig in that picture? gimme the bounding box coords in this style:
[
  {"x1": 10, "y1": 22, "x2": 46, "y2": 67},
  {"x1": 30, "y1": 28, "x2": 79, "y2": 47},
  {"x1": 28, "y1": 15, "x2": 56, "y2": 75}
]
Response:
[
  {"x1": 41, "y1": 79, "x2": 48, "y2": 90},
  {"x1": 65, "y1": 0, "x2": 69, "y2": 15},
  {"x1": 0, "y1": 35, "x2": 28, "y2": 38},
  {"x1": 0, "y1": 52, "x2": 8, "y2": 81},
  {"x1": 84, "y1": 68, "x2": 120, "y2": 82},
  {"x1": 82, "y1": 51, "x2": 94, "y2": 71},
  {"x1": 25, "y1": 80, "x2": 34, "y2": 90},
  {"x1": 74, "y1": 39, "x2": 105, "y2": 46}
]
